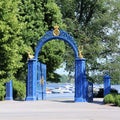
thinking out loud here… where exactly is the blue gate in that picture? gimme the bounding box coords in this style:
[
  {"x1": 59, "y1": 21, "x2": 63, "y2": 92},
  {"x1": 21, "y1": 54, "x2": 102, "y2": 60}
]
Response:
[
  {"x1": 26, "y1": 25, "x2": 88, "y2": 102},
  {"x1": 87, "y1": 81, "x2": 93, "y2": 102},
  {"x1": 36, "y1": 62, "x2": 46, "y2": 100}
]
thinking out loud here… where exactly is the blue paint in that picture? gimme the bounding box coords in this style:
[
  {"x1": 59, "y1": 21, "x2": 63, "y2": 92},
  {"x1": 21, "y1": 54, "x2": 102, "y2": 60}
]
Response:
[
  {"x1": 34, "y1": 30, "x2": 78, "y2": 59},
  {"x1": 26, "y1": 29, "x2": 89, "y2": 102},
  {"x1": 26, "y1": 59, "x2": 37, "y2": 100},
  {"x1": 75, "y1": 58, "x2": 87, "y2": 102},
  {"x1": 5, "y1": 80, "x2": 13, "y2": 100},
  {"x1": 104, "y1": 74, "x2": 111, "y2": 96},
  {"x1": 87, "y1": 81, "x2": 93, "y2": 102}
]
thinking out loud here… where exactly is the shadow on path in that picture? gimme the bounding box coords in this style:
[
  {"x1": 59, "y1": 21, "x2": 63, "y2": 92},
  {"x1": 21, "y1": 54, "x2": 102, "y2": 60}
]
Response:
[{"x1": 49, "y1": 99, "x2": 74, "y2": 103}]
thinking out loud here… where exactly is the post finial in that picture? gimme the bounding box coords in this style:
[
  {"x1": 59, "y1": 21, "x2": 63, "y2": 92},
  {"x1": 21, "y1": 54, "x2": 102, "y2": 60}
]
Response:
[
  {"x1": 27, "y1": 52, "x2": 34, "y2": 60},
  {"x1": 53, "y1": 25, "x2": 60, "y2": 36}
]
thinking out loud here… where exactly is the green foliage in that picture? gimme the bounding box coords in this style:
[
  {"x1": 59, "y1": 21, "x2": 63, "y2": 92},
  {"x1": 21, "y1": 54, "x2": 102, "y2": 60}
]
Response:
[
  {"x1": 13, "y1": 80, "x2": 26, "y2": 100},
  {"x1": 39, "y1": 40, "x2": 65, "y2": 82},
  {"x1": 0, "y1": 0, "x2": 66, "y2": 83},
  {"x1": 103, "y1": 94, "x2": 115, "y2": 104},
  {"x1": 48, "y1": 73, "x2": 61, "y2": 83},
  {"x1": 56, "y1": 0, "x2": 75, "y2": 21},
  {"x1": 0, "y1": 0, "x2": 119, "y2": 84},
  {"x1": 60, "y1": 74, "x2": 69, "y2": 83},
  {"x1": 18, "y1": 0, "x2": 45, "y2": 48},
  {"x1": 0, "y1": 0, "x2": 24, "y2": 81},
  {"x1": 56, "y1": 0, "x2": 120, "y2": 83},
  {"x1": 104, "y1": 93, "x2": 120, "y2": 107},
  {"x1": 0, "y1": 83, "x2": 5, "y2": 100},
  {"x1": 101, "y1": 56, "x2": 120, "y2": 84},
  {"x1": 114, "y1": 95, "x2": 120, "y2": 107},
  {"x1": 44, "y1": 0, "x2": 65, "y2": 29},
  {"x1": 17, "y1": 0, "x2": 66, "y2": 82}
]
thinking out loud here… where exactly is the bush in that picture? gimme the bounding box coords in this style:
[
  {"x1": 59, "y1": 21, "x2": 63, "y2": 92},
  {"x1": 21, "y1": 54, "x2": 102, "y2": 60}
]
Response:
[
  {"x1": 13, "y1": 80, "x2": 26, "y2": 100},
  {"x1": 0, "y1": 83, "x2": 5, "y2": 100},
  {"x1": 103, "y1": 94, "x2": 115, "y2": 104},
  {"x1": 114, "y1": 95, "x2": 120, "y2": 106}
]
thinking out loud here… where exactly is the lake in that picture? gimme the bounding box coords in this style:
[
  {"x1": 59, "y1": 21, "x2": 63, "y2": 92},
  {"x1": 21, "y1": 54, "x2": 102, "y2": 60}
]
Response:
[{"x1": 46, "y1": 83, "x2": 120, "y2": 100}]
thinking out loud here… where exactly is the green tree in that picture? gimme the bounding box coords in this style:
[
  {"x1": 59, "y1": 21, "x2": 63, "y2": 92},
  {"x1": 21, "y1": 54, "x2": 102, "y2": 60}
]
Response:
[
  {"x1": 0, "y1": 0, "x2": 25, "y2": 100},
  {"x1": 15, "y1": 0, "x2": 46, "y2": 81},
  {"x1": 100, "y1": 55, "x2": 120, "y2": 84},
  {"x1": 60, "y1": 74, "x2": 69, "y2": 83},
  {"x1": 18, "y1": 0, "x2": 46, "y2": 49},
  {"x1": 0, "y1": 0, "x2": 24, "y2": 81},
  {"x1": 56, "y1": 0, "x2": 120, "y2": 83}
]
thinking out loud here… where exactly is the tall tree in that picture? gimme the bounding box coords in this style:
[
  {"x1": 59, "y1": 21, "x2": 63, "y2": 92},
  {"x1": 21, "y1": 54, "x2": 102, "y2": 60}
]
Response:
[
  {"x1": 56, "y1": 0, "x2": 120, "y2": 83},
  {"x1": 0, "y1": 0, "x2": 24, "y2": 81},
  {"x1": 15, "y1": 0, "x2": 46, "y2": 81}
]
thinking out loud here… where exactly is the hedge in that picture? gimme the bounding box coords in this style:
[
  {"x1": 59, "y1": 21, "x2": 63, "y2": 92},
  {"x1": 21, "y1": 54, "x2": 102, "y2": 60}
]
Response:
[
  {"x1": 104, "y1": 94, "x2": 120, "y2": 107},
  {"x1": 13, "y1": 80, "x2": 26, "y2": 100},
  {"x1": 0, "y1": 83, "x2": 5, "y2": 100}
]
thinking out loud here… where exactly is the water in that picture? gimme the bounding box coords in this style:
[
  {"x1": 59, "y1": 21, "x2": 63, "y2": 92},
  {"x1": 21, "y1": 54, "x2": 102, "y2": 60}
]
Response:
[
  {"x1": 111, "y1": 85, "x2": 120, "y2": 93},
  {"x1": 46, "y1": 93, "x2": 74, "y2": 100},
  {"x1": 46, "y1": 83, "x2": 74, "y2": 100},
  {"x1": 46, "y1": 83, "x2": 120, "y2": 100}
]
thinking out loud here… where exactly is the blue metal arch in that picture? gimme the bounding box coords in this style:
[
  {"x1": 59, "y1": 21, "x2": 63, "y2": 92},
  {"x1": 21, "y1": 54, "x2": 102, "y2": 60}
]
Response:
[{"x1": 34, "y1": 30, "x2": 78, "y2": 59}]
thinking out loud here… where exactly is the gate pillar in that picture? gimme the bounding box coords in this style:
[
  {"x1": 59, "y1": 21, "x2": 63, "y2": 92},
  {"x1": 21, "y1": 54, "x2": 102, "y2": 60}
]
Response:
[
  {"x1": 75, "y1": 58, "x2": 87, "y2": 102},
  {"x1": 26, "y1": 59, "x2": 37, "y2": 100}
]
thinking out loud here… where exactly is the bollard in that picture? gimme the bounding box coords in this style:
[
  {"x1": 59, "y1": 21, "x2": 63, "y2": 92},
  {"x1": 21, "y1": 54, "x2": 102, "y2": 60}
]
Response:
[
  {"x1": 5, "y1": 80, "x2": 13, "y2": 100},
  {"x1": 104, "y1": 74, "x2": 111, "y2": 96}
]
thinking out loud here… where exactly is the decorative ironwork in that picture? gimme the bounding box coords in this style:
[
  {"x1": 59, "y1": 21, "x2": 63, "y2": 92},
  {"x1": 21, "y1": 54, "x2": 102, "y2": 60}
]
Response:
[
  {"x1": 40, "y1": 76, "x2": 44, "y2": 85},
  {"x1": 35, "y1": 29, "x2": 78, "y2": 59}
]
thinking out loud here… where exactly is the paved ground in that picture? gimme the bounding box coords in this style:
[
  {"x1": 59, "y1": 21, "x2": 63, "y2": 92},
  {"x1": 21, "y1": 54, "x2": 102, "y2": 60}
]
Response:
[{"x1": 0, "y1": 98, "x2": 120, "y2": 120}]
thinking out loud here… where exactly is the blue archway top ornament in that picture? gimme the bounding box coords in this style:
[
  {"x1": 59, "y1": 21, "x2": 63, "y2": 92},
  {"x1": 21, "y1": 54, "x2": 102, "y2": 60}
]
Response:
[{"x1": 35, "y1": 29, "x2": 79, "y2": 59}]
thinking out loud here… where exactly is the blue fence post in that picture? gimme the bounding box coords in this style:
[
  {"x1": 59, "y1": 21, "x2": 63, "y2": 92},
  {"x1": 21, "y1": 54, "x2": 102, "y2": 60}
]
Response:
[
  {"x1": 5, "y1": 80, "x2": 13, "y2": 100},
  {"x1": 75, "y1": 58, "x2": 87, "y2": 102},
  {"x1": 104, "y1": 74, "x2": 111, "y2": 97}
]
